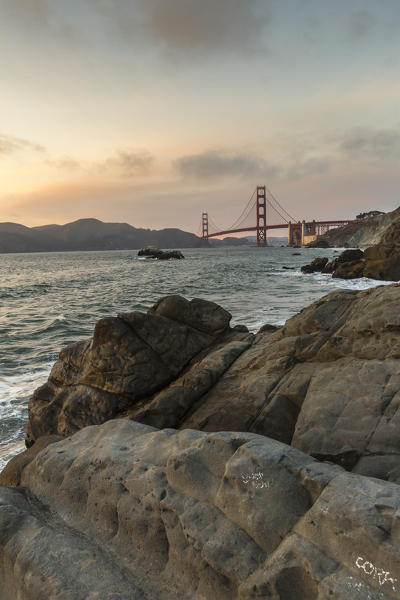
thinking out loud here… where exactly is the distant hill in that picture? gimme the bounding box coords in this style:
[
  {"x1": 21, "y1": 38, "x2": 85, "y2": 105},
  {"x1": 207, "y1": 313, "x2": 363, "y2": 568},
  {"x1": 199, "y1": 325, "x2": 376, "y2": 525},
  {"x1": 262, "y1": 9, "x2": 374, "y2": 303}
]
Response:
[
  {"x1": 245, "y1": 236, "x2": 288, "y2": 246},
  {"x1": 0, "y1": 218, "x2": 253, "y2": 254},
  {"x1": 318, "y1": 207, "x2": 400, "y2": 248}
]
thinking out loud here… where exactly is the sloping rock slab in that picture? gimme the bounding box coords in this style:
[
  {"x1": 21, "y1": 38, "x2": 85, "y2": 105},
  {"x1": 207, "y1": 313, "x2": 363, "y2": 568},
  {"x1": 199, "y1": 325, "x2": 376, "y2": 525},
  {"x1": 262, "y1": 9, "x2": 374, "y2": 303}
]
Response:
[{"x1": 1, "y1": 420, "x2": 400, "y2": 599}]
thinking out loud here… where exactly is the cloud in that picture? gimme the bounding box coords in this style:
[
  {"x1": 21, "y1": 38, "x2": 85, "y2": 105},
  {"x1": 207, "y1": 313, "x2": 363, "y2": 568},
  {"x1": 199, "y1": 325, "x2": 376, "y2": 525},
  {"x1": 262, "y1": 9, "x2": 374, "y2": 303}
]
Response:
[
  {"x1": 175, "y1": 150, "x2": 279, "y2": 180},
  {"x1": 145, "y1": 0, "x2": 268, "y2": 55},
  {"x1": 92, "y1": 0, "x2": 269, "y2": 58},
  {"x1": 175, "y1": 148, "x2": 332, "y2": 183},
  {"x1": 102, "y1": 149, "x2": 154, "y2": 177},
  {"x1": 339, "y1": 126, "x2": 400, "y2": 160},
  {"x1": 286, "y1": 157, "x2": 331, "y2": 180},
  {"x1": 45, "y1": 149, "x2": 154, "y2": 177},
  {"x1": 0, "y1": 134, "x2": 45, "y2": 156}
]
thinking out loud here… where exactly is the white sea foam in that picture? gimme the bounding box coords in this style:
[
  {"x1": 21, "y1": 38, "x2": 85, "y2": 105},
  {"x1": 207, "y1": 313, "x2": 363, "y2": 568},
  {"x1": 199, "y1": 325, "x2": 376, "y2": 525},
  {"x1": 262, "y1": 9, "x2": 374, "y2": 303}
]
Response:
[
  {"x1": 313, "y1": 273, "x2": 395, "y2": 290},
  {"x1": 0, "y1": 365, "x2": 52, "y2": 470},
  {"x1": 0, "y1": 364, "x2": 52, "y2": 411},
  {"x1": 0, "y1": 443, "x2": 25, "y2": 471}
]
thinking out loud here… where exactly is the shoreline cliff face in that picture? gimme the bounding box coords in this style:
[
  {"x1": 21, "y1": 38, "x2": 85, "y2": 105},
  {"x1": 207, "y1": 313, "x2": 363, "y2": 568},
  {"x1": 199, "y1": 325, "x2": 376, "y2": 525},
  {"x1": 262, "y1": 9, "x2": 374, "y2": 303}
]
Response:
[
  {"x1": 2, "y1": 290, "x2": 400, "y2": 599},
  {"x1": 318, "y1": 206, "x2": 400, "y2": 248}
]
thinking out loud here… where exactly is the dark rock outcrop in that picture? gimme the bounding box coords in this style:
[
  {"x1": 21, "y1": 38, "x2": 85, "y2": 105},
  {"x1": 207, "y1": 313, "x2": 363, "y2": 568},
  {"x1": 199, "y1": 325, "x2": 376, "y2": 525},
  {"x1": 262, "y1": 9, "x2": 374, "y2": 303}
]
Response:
[
  {"x1": 305, "y1": 239, "x2": 330, "y2": 248},
  {"x1": 302, "y1": 246, "x2": 400, "y2": 281},
  {"x1": 26, "y1": 296, "x2": 251, "y2": 447},
  {"x1": 2, "y1": 419, "x2": 400, "y2": 599},
  {"x1": 138, "y1": 246, "x2": 185, "y2": 259},
  {"x1": 337, "y1": 248, "x2": 364, "y2": 263},
  {"x1": 321, "y1": 258, "x2": 338, "y2": 273},
  {"x1": 26, "y1": 288, "x2": 400, "y2": 485},
  {"x1": 315, "y1": 206, "x2": 400, "y2": 248},
  {"x1": 301, "y1": 257, "x2": 328, "y2": 273}
]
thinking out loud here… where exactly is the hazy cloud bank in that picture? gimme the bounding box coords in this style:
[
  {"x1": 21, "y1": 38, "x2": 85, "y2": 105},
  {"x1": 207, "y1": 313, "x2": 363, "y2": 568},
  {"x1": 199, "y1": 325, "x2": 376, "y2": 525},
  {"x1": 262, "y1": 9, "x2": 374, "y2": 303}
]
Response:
[
  {"x1": 175, "y1": 150, "x2": 277, "y2": 180},
  {"x1": 174, "y1": 148, "x2": 333, "y2": 183},
  {"x1": 0, "y1": 134, "x2": 45, "y2": 156},
  {"x1": 91, "y1": 0, "x2": 269, "y2": 57},
  {"x1": 339, "y1": 126, "x2": 400, "y2": 160},
  {"x1": 48, "y1": 148, "x2": 154, "y2": 178}
]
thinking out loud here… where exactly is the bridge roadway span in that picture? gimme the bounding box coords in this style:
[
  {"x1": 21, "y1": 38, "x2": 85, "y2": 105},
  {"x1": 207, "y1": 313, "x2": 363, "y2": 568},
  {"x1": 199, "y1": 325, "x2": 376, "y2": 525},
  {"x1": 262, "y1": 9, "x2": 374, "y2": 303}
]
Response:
[{"x1": 207, "y1": 221, "x2": 353, "y2": 239}]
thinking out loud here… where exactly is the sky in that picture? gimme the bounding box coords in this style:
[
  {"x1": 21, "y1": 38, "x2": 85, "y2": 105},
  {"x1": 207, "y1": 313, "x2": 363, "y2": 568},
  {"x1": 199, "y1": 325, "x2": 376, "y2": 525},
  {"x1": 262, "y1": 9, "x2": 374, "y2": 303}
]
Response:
[{"x1": 0, "y1": 0, "x2": 399, "y2": 235}]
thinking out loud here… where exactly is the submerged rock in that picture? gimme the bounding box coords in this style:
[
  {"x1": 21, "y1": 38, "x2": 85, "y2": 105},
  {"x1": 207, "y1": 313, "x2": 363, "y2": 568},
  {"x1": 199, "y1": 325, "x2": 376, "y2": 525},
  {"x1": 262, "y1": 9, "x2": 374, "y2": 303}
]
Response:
[
  {"x1": 26, "y1": 287, "x2": 400, "y2": 485},
  {"x1": 138, "y1": 246, "x2": 184, "y2": 259},
  {"x1": 2, "y1": 419, "x2": 400, "y2": 599}
]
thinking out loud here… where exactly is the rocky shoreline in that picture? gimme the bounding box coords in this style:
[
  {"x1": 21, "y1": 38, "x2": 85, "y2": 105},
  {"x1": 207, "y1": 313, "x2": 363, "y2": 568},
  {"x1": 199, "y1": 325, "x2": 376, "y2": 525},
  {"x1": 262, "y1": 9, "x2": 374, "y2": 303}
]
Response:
[
  {"x1": 2, "y1": 289, "x2": 400, "y2": 598},
  {"x1": 302, "y1": 246, "x2": 400, "y2": 281}
]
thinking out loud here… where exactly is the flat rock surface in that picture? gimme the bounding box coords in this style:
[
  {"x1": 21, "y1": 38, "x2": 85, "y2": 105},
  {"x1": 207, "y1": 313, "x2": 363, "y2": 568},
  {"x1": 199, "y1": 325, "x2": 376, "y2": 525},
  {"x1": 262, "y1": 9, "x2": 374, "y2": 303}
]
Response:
[{"x1": 2, "y1": 420, "x2": 400, "y2": 599}]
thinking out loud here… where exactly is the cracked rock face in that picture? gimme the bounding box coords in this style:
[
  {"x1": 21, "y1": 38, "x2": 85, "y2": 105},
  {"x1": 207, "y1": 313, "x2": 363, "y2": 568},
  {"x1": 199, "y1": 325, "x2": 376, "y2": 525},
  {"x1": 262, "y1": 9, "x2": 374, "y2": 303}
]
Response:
[
  {"x1": 26, "y1": 287, "x2": 400, "y2": 483},
  {"x1": 25, "y1": 295, "x2": 249, "y2": 446},
  {"x1": 1, "y1": 420, "x2": 400, "y2": 599}
]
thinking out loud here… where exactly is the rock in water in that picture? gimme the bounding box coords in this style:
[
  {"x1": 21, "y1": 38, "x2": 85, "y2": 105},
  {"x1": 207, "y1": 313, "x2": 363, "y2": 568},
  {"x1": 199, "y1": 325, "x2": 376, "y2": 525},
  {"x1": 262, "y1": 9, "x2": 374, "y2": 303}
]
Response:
[
  {"x1": 138, "y1": 246, "x2": 184, "y2": 259},
  {"x1": 25, "y1": 287, "x2": 400, "y2": 486},
  {"x1": 3, "y1": 420, "x2": 400, "y2": 599},
  {"x1": 302, "y1": 245, "x2": 400, "y2": 281},
  {"x1": 300, "y1": 257, "x2": 328, "y2": 273}
]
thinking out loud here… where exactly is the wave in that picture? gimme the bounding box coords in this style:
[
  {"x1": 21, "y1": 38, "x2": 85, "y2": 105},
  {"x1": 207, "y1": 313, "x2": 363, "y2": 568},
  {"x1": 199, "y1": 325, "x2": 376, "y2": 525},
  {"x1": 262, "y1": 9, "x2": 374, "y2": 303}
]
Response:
[
  {"x1": 0, "y1": 364, "x2": 52, "y2": 470},
  {"x1": 0, "y1": 364, "x2": 52, "y2": 411}
]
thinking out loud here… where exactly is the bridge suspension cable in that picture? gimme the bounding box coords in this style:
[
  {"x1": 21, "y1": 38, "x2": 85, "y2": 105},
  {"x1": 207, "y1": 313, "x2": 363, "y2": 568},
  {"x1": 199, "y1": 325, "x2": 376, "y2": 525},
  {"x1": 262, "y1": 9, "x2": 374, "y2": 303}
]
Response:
[
  {"x1": 225, "y1": 187, "x2": 257, "y2": 231},
  {"x1": 266, "y1": 186, "x2": 297, "y2": 223},
  {"x1": 208, "y1": 215, "x2": 225, "y2": 233},
  {"x1": 196, "y1": 216, "x2": 203, "y2": 237},
  {"x1": 266, "y1": 198, "x2": 292, "y2": 224},
  {"x1": 201, "y1": 184, "x2": 299, "y2": 238}
]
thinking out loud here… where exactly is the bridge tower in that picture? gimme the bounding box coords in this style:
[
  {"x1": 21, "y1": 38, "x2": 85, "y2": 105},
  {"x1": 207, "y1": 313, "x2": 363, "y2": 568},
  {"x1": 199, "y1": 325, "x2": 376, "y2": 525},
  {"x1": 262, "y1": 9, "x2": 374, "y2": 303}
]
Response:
[
  {"x1": 256, "y1": 185, "x2": 267, "y2": 246},
  {"x1": 202, "y1": 212, "x2": 210, "y2": 247}
]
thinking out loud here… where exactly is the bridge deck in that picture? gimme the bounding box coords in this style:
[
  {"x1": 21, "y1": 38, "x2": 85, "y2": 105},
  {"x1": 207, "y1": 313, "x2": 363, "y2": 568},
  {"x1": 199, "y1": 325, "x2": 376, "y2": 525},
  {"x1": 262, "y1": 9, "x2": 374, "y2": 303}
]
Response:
[{"x1": 207, "y1": 221, "x2": 353, "y2": 239}]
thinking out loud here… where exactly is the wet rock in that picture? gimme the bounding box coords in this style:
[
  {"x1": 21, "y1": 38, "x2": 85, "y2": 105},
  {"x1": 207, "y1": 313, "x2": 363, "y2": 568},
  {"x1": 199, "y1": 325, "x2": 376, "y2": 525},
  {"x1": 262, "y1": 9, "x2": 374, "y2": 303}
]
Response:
[
  {"x1": 301, "y1": 257, "x2": 328, "y2": 273},
  {"x1": 363, "y1": 251, "x2": 400, "y2": 281},
  {"x1": 2, "y1": 420, "x2": 400, "y2": 599},
  {"x1": 332, "y1": 259, "x2": 365, "y2": 279},
  {"x1": 302, "y1": 246, "x2": 400, "y2": 281},
  {"x1": 336, "y1": 248, "x2": 364, "y2": 263},
  {"x1": 321, "y1": 258, "x2": 338, "y2": 273},
  {"x1": 138, "y1": 246, "x2": 184, "y2": 259}
]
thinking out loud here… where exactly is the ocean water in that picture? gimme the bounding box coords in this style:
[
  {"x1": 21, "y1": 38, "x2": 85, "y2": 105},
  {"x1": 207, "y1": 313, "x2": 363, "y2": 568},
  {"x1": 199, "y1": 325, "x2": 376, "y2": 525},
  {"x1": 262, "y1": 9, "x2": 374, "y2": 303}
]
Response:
[{"x1": 0, "y1": 246, "x2": 393, "y2": 469}]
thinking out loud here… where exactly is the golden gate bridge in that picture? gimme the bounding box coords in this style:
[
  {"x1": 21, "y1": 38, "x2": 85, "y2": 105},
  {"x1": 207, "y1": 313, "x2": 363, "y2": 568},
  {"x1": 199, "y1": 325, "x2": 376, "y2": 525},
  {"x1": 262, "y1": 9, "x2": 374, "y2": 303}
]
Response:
[{"x1": 198, "y1": 185, "x2": 355, "y2": 246}]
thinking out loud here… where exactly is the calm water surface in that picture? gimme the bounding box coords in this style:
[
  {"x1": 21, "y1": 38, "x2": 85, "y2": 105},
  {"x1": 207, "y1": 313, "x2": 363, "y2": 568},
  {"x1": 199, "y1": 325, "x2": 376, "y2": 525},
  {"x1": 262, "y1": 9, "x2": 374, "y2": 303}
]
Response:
[{"x1": 0, "y1": 246, "x2": 392, "y2": 468}]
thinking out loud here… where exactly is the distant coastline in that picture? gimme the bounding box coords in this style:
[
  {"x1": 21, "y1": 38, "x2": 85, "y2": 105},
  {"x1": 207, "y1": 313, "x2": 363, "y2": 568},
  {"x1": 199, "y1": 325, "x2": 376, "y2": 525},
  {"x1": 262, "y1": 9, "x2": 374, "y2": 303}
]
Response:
[{"x1": 0, "y1": 218, "x2": 289, "y2": 253}]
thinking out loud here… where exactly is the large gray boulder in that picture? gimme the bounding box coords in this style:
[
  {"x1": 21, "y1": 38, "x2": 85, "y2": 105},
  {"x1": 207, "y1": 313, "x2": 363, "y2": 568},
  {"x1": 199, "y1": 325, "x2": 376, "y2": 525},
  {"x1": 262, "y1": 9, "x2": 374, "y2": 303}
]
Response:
[
  {"x1": 1, "y1": 419, "x2": 400, "y2": 599},
  {"x1": 26, "y1": 287, "x2": 400, "y2": 483}
]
